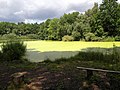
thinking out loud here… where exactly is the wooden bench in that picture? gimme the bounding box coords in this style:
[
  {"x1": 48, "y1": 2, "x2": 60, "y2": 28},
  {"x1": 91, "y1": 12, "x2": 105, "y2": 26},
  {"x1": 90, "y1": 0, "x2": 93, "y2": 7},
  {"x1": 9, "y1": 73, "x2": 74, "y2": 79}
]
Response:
[
  {"x1": 77, "y1": 67, "x2": 120, "y2": 89},
  {"x1": 77, "y1": 67, "x2": 120, "y2": 80}
]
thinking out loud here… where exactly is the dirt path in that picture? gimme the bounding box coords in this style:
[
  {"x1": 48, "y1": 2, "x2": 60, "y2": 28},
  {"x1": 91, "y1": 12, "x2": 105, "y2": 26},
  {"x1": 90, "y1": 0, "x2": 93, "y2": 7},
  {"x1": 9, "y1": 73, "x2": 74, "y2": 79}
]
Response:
[
  {"x1": 0, "y1": 63, "x2": 82, "y2": 90},
  {"x1": 0, "y1": 64, "x2": 30, "y2": 89}
]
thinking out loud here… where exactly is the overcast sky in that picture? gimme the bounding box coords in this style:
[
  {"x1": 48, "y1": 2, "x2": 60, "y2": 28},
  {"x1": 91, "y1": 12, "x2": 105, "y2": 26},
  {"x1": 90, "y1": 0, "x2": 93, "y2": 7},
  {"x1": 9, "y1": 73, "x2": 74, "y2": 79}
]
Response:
[{"x1": 0, "y1": 0, "x2": 119, "y2": 23}]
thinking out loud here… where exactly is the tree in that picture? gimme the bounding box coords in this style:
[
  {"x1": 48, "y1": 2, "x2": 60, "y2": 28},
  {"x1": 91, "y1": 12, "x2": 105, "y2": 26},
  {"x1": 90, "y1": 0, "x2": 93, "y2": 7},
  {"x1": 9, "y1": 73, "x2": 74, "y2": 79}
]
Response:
[
  {"x1": 47, "y1": 18, "x2": 60, "y2": 40},
  {"x1": 73, "y1": 23, "x2": 84, "y2": 40},
  {"x1": 60, "y1": 12, "x2": 79, "y2": 25},
  {"x1": 72, "y1": 31, "x2": 81, "y2": 41},
  {"x1": 99, "y1": 0, "x2": 120, "y2": 36},
  {"x1": 95, "y1": 25, "x2": 105, "y2": 37},
  {"x1": 0, "y1": 22, "x2": 16, "y2": 35},
  {"x1": 85, "y1": 3, "x2": 101, "y2": 34}
]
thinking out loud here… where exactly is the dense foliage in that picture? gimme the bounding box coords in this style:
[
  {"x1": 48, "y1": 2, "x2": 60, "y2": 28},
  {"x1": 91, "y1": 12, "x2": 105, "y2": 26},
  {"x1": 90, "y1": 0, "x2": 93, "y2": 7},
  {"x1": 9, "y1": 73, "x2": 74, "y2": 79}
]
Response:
[
  {"x1": 0, "y1": 0, "x2": 120, "y2": 41},
  {"x1": 1, "y1": 40, "x2": 26, "y2": 62}
]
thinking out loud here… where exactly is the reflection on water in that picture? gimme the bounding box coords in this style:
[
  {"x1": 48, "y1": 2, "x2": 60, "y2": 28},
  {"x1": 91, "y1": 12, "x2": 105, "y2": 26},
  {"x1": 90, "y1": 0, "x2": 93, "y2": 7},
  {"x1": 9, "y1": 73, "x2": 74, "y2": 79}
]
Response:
[
  {"x1": 26, "y1": 49, "x2": 79, "y2": 62},
  {"x1": 26, "y1": 46, "x2": 120, "y2": 62}
]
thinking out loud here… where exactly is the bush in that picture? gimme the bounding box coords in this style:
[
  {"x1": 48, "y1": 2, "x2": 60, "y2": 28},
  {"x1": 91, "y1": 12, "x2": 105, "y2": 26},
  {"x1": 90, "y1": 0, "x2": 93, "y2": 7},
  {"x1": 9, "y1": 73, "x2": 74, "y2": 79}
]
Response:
[
  {"x1": 19, "y1": 36, "x2": 28, "y2": 39},
  {"x1": 1, "y1": 40, "x2": 26, "y2": 62},
  {"x1": 115, "y1": 36, "x2": 120, "y2": 41},
  {"x1": 62, "y1": 35, "x2": 74, "y2": 41},
  {"x1": 72, "y1": 31, "x2": 81, "y2": 41},
  {"x1": 0, "y1": 51, "x2": 2, "y2": 61},
  {"x1": 2, "y1": 33, "x2": 18, "y2": 40},
  {"x1": 102, "y1": 37, "x2": 115, "y2": 41},
  {"x1": 0, "y1": 35, "x2": 3, "y2": 39},
  {"x1": 74, "y1": 46, "x2": 120, "y2": 64},
  {"x1": 27, "y1": 34, "x2": 39, "y2": 39},
  {"x1": 84, "y1": 33, "x2": 95, "y2": 41},
  {"x1": 92, "y1": 36, "x2": 102, "y2": 41}
]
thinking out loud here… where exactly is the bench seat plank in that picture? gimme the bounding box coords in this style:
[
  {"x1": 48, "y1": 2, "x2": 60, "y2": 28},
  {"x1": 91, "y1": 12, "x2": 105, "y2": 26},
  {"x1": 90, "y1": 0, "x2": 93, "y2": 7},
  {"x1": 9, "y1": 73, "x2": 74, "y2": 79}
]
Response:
[{"x1": 77, "y1": 67, "x2": 120, "y2": 74}]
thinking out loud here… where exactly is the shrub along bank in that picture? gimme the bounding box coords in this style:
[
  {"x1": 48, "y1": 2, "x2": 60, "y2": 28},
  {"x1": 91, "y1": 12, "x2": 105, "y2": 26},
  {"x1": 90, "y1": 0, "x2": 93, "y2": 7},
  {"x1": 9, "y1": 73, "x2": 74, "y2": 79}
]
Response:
[{"x1": 0, "y1": 39, "x2": 26, "y2": 62}]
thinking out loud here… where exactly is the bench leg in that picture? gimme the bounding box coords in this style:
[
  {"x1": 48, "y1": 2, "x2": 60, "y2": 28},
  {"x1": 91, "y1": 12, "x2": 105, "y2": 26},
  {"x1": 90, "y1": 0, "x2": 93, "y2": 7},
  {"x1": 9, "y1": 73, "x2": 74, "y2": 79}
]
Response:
[{"x1": 86, "y1": 70, "x2": 93, "y2": 80}]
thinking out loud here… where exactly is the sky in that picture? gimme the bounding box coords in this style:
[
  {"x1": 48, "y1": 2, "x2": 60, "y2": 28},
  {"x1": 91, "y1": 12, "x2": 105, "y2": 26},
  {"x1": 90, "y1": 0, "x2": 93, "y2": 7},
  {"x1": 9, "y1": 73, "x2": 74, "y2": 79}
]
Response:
[{"x1": 0, "y1": 0, "x2": 119, "y2": 23}]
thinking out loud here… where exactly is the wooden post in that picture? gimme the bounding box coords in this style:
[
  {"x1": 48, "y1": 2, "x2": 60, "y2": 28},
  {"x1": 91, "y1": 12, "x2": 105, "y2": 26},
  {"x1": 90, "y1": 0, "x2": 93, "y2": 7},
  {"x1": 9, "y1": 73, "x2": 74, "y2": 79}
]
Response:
[{"x1": 86, "y1": 70, "x2": 93, "y2": 80}]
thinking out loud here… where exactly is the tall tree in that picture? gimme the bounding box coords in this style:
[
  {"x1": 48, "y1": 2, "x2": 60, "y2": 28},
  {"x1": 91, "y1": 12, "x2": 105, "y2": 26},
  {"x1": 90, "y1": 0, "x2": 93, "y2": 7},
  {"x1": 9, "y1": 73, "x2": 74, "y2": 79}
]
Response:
[
  {"x1": 99, "y1": 0, "x2": 120, "y2": 36},
  {"x1": 47, "y1": 18, "x2": 60, "y2": 40}
]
